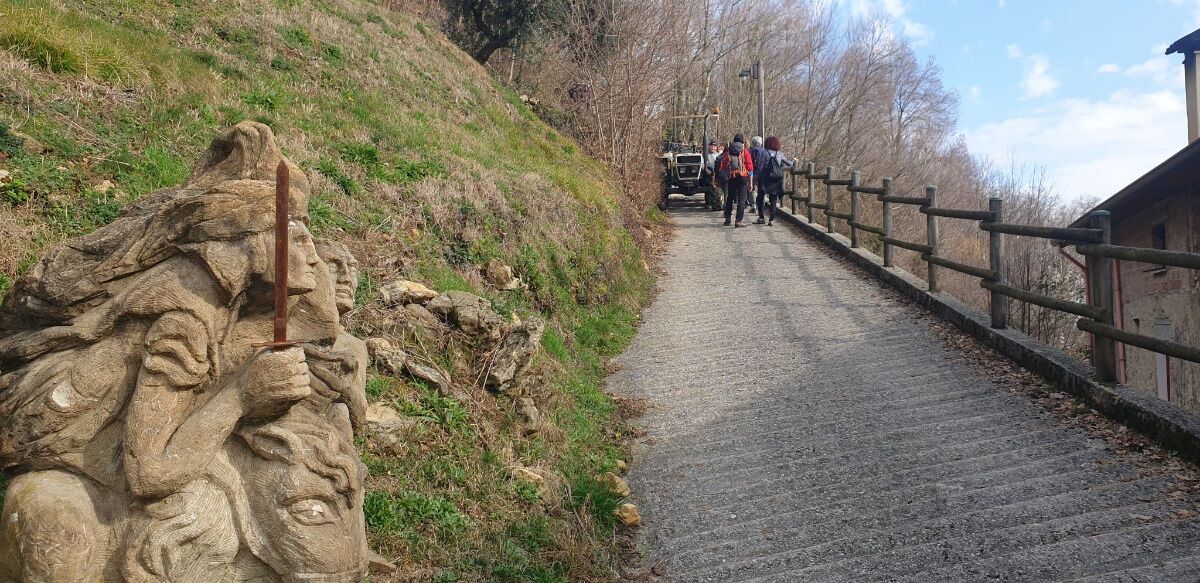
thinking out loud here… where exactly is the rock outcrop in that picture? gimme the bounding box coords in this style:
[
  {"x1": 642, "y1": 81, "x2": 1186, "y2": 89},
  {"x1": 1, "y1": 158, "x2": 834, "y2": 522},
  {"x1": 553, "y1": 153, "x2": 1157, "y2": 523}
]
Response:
[
  {"x1": 486, "y1": 318, "x2": 546, "y2": 393},
  {"x1": 427, "y1": 290, "x2": 508, "y2": 342}
]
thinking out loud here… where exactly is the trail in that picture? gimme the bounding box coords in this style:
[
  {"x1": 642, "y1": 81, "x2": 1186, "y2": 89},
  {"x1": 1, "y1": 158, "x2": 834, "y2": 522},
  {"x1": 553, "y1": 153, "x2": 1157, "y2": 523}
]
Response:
[{"x1": 612, "y1": 204, "x2": 1200, "y2": 582}]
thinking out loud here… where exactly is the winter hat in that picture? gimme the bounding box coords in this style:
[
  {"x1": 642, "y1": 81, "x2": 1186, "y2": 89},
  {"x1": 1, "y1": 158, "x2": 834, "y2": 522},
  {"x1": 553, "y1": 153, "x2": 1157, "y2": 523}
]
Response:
[{"x1": 733, "y1": 133, "x2": 744, "y2": 144}]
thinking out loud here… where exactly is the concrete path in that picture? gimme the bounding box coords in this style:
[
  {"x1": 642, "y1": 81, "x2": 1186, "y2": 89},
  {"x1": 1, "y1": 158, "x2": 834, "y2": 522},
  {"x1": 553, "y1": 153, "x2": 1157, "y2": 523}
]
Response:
[{"x1": 613, "y1": 204, "x2": 1200, "y2": 582}]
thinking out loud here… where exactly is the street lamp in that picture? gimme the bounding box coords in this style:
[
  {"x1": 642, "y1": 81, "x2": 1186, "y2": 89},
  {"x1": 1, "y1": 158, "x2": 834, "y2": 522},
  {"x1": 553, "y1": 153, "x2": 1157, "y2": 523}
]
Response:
[{"x1": 738, "y1": 61, "x2": 765, "y2": 139}]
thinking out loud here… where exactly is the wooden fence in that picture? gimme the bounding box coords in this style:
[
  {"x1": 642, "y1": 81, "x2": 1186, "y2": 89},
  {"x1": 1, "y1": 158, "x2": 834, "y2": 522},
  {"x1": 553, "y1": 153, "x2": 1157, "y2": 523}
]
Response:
[{"x1": 787, "y1": 166, "x2": 1200, "y2": 383}]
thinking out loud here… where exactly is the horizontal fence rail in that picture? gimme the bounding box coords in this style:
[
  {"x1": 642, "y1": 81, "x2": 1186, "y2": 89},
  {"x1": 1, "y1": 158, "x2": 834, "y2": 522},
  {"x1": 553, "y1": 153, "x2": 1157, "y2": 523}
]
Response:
[
  {"x1": 790, "y1": 163, "x2": 1200, "y2": 385},
  {"x1": 1077, "y1": 244, "x2": 1200, "y2": 270}
]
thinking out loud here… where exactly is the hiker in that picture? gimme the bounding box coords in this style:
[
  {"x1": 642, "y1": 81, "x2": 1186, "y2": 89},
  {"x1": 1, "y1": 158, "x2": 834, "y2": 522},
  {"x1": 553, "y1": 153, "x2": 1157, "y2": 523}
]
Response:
[
  {"x1": 718, "y1": 134, "x2": 754, "y2": 227},
  {"x1": 702, "y1": 141, "x2": 722, "y2": 211},
  {"x1": 709, "y1": 142, "x2": 727, "y2": 209},
  {"x1": 705, "y1": 141, "x2": 721, "y2": 172},
  {"x1": 749, "y1": 136, "x2": 769, "y2": 220},
  {"x1": 758, "y1": 136, "x2": 794, "y2": 226}
]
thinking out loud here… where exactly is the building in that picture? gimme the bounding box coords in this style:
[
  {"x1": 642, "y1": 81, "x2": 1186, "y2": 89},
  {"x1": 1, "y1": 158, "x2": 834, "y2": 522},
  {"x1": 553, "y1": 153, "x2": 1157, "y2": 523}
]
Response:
[{"x1": 1068, "y1": 31, "x2": 1200, "y2": 411}]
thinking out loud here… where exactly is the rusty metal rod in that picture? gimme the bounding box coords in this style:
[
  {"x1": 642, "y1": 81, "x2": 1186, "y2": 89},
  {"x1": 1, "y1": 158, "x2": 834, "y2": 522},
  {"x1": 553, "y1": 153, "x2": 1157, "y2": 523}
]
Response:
[{"x1": 273, "y1": 161, "x2": 289, "y2": 346}]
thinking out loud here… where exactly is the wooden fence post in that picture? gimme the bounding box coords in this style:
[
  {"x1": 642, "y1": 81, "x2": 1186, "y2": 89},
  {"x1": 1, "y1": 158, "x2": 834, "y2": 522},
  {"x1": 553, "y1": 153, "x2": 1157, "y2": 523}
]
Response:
[
  {"x1": 849, "y1": 171, "x2": 860, "y2": 248},
  {"x1": 806, "y1": 162, "x2": 816, "y2": 222},
  {"x1": 925, "y1": 186, "x2": 938, "y2": 292},
  {"x1": 1087, "y1": 210, "x2": 1118, "y2": 382},
  {"x1": 825, "y1": 166, "x2": 835, "y2": 232},
  {"x1": 881, "y1": 177, "x2": 893, "y2": 267},
  {"x1": 988, "y1": 197, "x2": 1008, "y2": 329},
  {"x1": 790, "y1": 169, "x2": 798, "y2": 214}
]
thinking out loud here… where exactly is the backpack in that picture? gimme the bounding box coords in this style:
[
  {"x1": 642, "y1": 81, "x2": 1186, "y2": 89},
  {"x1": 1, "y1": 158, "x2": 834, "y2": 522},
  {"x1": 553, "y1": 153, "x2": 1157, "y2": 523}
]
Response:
[
  {"x1": 722, "y1": 143, "x2": 748, "y2": 179},
  {"x1": 765, "y1": 153, "x2": 785, "y2": 182}
]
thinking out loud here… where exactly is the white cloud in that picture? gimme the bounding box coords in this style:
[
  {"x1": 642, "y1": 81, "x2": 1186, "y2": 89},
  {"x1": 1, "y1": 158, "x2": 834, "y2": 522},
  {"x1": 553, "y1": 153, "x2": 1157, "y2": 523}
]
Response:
[
  {"x1": 1125, "y1": 55, "x2": 1178, "y2": 87},
  {"x1": 1006, "y1": 44, "x2": 1059, "y2": 99},
  {"x1": 1021, "y1": 54, "x2": 1059, "y2": 98},
  {"x1": 965, "y1": 89, "x2": 1186, "y2": 201},
  {"x1": 841, "y1": 0, "x2": 934, "y2": 46},
  {"x1": 1096, "y1": 63, "x2": 1121, "y2": 74}
]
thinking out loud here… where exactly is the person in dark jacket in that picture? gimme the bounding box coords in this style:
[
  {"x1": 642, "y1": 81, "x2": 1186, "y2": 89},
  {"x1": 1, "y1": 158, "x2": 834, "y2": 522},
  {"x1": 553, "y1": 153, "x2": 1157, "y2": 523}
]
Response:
[
  {"x1": 749, "y1": 136, "x2": 770, "y2": 222},
  {"x1": 758, "y1": 136, "x2": 794, "y2": 226},
  {"x1": 718, "y1": 134, "x2": 754, "y2": 227}
]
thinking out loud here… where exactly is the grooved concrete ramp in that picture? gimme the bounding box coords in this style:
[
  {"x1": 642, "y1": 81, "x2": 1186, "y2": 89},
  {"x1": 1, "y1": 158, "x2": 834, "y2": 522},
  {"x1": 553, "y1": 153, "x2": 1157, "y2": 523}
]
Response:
[{"x1": 613, "y1": 206, "x2": 1200, "y2": 582}]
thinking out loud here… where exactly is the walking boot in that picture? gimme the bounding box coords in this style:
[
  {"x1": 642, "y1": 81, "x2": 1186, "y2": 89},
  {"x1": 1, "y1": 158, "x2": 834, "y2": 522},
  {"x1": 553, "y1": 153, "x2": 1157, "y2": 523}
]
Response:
[
  {"x1": 768, "y1": 219, "x2": 774, "y2": 226},
  {"x1": 734, "y1": 221, "x2": 744, "y2": 228},
  {"x1": 724, "y1": 217, "x2": 731, "y2": 226},
  {"x1": 754, "y1": 218, "x2": 765, "y2": 225}
]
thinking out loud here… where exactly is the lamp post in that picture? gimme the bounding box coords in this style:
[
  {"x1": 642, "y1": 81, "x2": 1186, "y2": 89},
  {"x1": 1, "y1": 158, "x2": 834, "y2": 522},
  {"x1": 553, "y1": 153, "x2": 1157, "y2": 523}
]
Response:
[{"x1": 739, "y1": 61, "x2": 765, "y2": 138}]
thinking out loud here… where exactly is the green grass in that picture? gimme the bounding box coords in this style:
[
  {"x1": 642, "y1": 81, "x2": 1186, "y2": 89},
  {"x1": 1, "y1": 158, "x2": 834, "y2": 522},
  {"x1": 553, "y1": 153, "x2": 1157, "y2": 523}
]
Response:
[{"x1": 0, "y1": 1, "x2": 654, "y2": 579}]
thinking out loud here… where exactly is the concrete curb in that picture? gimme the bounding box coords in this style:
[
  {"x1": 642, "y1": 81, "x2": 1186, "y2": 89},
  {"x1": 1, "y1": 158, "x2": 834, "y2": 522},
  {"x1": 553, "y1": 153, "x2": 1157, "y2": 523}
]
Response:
[{"x1": 776, "y1": 206, "x2": 1200, "y2": 464}]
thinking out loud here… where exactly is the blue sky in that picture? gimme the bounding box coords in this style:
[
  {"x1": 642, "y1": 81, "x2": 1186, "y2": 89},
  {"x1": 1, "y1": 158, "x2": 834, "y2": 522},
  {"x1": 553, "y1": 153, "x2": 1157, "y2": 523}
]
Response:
[{"x1": 838, "y1": 0, "x2": 1200, "y2": 201}]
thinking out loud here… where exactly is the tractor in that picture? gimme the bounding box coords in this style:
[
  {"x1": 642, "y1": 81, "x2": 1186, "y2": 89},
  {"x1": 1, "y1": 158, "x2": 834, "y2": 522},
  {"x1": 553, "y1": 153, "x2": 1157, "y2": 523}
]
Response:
[{"x1": 659, "y1": 110, "x2": 721, "y2": 211}]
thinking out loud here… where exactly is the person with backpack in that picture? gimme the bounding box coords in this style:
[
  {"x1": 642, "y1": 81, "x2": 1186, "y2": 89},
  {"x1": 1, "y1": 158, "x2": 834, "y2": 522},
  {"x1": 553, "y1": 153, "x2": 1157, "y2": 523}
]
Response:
[
  {"x1": 758, "y1": 136, "x2": 794, "y2": 226},
  {"x1": 749, "y1": 136, "x2": 770, "y2": 221},
  {"x1": 718, "y1": 133, "x2": 754, "y2": 227}
]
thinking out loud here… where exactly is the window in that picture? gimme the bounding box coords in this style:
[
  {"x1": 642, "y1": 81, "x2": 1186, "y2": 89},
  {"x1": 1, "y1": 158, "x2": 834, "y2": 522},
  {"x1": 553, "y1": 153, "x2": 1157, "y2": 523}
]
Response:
[
  {"x1": 1152, "y1": 223, "x2": 1167, "y2": 250},
  {"x1": 1149, "y1": 222, "x2": 1168, "y2": 273}
]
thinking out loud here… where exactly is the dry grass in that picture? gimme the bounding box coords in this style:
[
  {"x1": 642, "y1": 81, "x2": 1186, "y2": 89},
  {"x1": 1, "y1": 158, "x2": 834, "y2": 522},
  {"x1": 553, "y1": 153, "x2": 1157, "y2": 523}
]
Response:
[{"x1": 0, "y1": 0, "x2": 654, "y2": 580}]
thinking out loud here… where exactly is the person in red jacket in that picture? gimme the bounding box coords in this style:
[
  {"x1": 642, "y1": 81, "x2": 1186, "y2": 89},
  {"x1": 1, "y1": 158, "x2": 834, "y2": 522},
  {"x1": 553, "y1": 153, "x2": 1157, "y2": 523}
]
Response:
[{"x1": 717, "y1": 133, "x2": 754, "y2": 227}]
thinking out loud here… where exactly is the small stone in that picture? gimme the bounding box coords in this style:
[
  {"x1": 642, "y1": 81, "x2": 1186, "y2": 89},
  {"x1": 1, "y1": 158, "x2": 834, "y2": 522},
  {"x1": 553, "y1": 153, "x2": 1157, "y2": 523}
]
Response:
[
  {"x1": 93, "y1": 180, "x2": 115, "y2": 194},
  {"x1": 402, "y1": 303, "x2": 442, "y2": 330},
  {"x1": 379, "y1": 279, "x2": 438, "y2": 306},
  {"x1": 0, "y1": 169, "x2": 9, "y2": 182},
  {"x1": 614, "y1": 503, "x2": 641, "y2": 527},
  {"x1": 485, "y1": 318, "x2": 545, "y2": 392},
  {"x1": 597, "y1": 472, "x2": 630, "y2": 497},
  {"x1": 427, "y1": 290, "x2": 508, "y2": 342},
  {"x1": 615, "y1": 459, "x2": 628, "y2": 473},
  {"x1": 366, "y1": 337, "x2": 409, "y2": 375},
  {"x1": 517, "y1": 397, "x2": 540, "y2": 425},
  {"x1": 510, "y1": 466, "x2": 544, "y2": 486},
  {"x1": 365, "y1": 402, "x2": 400, "y2": 425},
  {"x1": 484, "y1": 259, "x2": 513, "y2": 287},
  {"x1": 368, "y1": 551, "x2": 397, "y2": 574},
  {"x1": 404, "y1": 359, "x2": 450, "y2": 392}
]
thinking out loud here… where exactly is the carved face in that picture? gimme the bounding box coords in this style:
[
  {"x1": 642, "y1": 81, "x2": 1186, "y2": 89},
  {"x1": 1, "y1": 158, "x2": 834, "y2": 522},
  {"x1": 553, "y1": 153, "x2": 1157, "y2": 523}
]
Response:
[
  {"x1": 233, "y1": 421, "x2": 367, "y2": 582},
  {"x1": 261, "y1": 221, "x2": 322, "y2": 296},
  {"x1": 314, "y1": 240, "x2": 359, "y2": 315}
]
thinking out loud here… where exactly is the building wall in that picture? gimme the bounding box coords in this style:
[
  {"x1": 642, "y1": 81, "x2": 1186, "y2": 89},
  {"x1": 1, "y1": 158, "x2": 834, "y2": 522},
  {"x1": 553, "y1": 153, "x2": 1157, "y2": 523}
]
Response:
[{"x1": 1112, "y1": 190, "x2": 1200, "y2": 413}]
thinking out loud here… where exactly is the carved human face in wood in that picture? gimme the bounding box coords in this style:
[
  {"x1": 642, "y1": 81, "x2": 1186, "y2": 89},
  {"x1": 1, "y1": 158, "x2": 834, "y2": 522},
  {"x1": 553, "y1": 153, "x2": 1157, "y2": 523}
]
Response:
[
  {"x1": 233, "y1": 420, "x2": 367, "y2": 582},
  {"x1": 314, "y1": 239, "x2": 359, "y2": 315},
  {"x1": 263, "y1": 220, "x2": 322, "y2": 296}
]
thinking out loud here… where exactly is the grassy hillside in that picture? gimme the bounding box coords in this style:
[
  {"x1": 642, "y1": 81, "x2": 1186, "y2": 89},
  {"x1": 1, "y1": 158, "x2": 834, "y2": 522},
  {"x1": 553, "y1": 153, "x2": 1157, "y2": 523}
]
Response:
[{"x1": 0, "y1": 1, "x2": 653, "y2": 581}]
